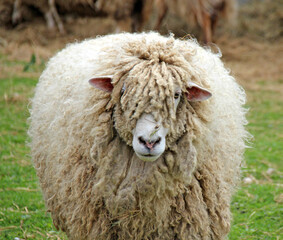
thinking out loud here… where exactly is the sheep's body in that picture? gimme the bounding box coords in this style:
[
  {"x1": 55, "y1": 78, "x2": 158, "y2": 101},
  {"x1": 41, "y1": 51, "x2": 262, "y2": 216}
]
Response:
[
  {"x1": 9, "y1": 0, "x2": 151, "y2": 33},
  {"x1": 29, "y1": 32, "x2": 248, "y2": 240},
  {"x1": 154, "y1": 0, "x2": 238, "y2": 43},
  {"x1": 95, "y1": 0, "x2": 153, "y2": 31},
  {"x1": 12, "y1": 0, "x2": 65, "y2": 33}
]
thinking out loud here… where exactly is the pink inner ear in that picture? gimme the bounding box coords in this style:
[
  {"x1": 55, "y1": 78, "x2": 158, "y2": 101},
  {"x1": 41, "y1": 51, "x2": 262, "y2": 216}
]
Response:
[
  {"x1": 89, "y1": 77, "x2": 113, "y2": 93},
  {"x1": 186, "y1": 86, "x2": 212, "y2": 102}
]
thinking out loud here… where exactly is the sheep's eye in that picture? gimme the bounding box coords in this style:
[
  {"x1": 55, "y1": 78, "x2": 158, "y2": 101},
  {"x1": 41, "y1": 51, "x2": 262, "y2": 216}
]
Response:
[
  {"x1": 121, "y1": 85, "x2": 126, "y2": 95},
  {"x1": 174, "y1": 92, "x2": 181, "y2": 99}
]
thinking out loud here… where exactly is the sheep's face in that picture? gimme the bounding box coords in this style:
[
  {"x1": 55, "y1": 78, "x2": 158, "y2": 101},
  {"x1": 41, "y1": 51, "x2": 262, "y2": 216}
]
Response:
[
  {"x1": 131, "y1": 85, "x2": 183, "y2": 161},
  {"x1": 89, "y1": 75, "x2": 211, "y2": 162}
]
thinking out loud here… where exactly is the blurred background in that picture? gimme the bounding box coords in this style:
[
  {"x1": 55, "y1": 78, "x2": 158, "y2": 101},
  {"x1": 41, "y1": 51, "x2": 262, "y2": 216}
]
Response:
[
  {"x1": 0, "y1": 0, "x2": 282, "y2": 85},
  {"x1": 0, "y1": 0, "x2": 282, "y2": 239}
]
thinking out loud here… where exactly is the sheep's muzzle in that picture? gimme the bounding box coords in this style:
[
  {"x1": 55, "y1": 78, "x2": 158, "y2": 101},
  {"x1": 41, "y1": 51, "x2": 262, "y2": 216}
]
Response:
[{"x1": 132, "y1": 113, "x2": 168, "y2": 162}]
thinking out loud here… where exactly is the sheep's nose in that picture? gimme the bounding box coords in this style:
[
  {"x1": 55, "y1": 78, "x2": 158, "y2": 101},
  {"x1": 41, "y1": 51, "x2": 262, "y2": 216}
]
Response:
[{"x1": 138, "y1": 136, "x2": 161, "y2": 150}]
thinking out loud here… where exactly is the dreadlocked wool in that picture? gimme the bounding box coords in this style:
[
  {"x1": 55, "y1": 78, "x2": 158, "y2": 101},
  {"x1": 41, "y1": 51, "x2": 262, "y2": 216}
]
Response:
[{"x1": 28, "y1": 32, "x2": 249, "y2": 240}]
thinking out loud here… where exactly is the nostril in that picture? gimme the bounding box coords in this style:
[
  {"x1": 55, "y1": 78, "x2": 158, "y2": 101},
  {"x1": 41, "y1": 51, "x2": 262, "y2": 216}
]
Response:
[
  {"x1": 155, "y1": 137, "x2": 161, "y2": 144},
  {"x1": 138, "y1": 136, "x2": 147, "y2": 146}
]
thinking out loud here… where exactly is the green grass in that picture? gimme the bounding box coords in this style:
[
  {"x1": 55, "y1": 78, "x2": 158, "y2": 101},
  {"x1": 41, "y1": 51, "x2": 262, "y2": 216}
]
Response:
[
  {"x1": 0, "y1": 74, "x2": 282, "y2": 239},
  {"x1": 0, "y1": 77, "x2": 67, "y2": 239},
  {"x1": 229, "y1": 81, "x2": 283, "y2": 239}
]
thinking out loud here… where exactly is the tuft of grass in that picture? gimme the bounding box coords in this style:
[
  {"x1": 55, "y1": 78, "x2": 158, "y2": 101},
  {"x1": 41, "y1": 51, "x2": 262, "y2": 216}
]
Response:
[
  {"x1": 23, "y1": 54, "x2": 36, "y2": 72},
  {"x1": 0, "y1": 75, "x2": 282, "y2": 239}
]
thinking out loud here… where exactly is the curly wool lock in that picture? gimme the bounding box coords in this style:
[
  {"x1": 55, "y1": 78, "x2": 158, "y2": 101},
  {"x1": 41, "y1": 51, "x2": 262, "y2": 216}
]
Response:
[{"x1": 28, "y1": 32, "x2": 249, "y2": 240}]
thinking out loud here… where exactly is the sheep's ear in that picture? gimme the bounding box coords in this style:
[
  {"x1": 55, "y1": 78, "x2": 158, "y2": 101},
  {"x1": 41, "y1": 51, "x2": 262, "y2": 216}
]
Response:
[
  {"x1": 89, "y1": 76, "x2": 113, "y2": 93},
  {"x1": 186, "y1": 82, "x2": 212, "y2": 102}
]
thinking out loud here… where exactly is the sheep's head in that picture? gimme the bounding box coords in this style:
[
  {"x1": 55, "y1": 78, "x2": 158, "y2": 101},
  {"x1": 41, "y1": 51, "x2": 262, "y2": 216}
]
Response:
[
  {"x1": 89, "y1": 72, "x2": 211, "y2": 162},
  {"x1": 88, "y1": 37, "x2": 214, "y2": 162}
]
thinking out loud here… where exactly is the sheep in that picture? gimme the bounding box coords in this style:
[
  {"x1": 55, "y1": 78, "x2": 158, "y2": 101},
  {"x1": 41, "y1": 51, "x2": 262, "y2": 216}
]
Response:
[
  {"x1": 12, "y1": 0, "x2": 65, "y2": 33},
  {"x1": 0, "y1": 1, "x2": 13, "y2": 26},
  {"x1": 28, "y1": 32, "x2": 249, "y2": 240},
  {"x1": 10, "y1": 0, "x2": 153, "y2": 33},
  {"x1": 94, "y1": 0, "x2": 154, "y2": 32},
  {"x1": 153, "y1": 0, "x2": 238, "y2": 43}
]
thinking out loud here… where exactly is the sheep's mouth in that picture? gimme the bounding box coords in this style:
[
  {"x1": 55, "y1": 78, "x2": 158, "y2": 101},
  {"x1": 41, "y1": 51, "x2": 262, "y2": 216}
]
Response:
[
  {"x1": 141, "y1": 154, "x2": 154, "y2": 157},
  {"x1": 135, "y1": 152, "x2": 161, "y2": 162}
]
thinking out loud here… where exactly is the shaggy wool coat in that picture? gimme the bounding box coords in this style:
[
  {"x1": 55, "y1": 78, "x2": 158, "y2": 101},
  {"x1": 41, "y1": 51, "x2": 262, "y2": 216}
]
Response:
[{"x1": 28, "y1": 32, "x2": 249, "y2": 240}]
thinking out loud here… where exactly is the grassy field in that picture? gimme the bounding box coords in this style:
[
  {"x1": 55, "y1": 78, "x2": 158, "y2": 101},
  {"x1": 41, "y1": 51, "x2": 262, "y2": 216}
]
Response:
[{"x1": 0, "y1": 56, "x2": 282, "y2": 240}]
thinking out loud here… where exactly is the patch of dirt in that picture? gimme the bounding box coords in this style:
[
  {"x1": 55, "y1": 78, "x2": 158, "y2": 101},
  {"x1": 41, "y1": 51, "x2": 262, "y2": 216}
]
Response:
[
  {"x1": 0, "y1": 16, "x2": 115, "y2": 60},
  {"x1": 218, "y1": 36, "x2": 283, "y2": 90}
]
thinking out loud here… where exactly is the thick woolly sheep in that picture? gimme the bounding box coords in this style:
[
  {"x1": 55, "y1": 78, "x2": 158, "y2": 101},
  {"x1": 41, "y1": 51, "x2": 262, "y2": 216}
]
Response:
[{"x1": 28, "y1": 32, "x2": 248, "y2": 240}]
